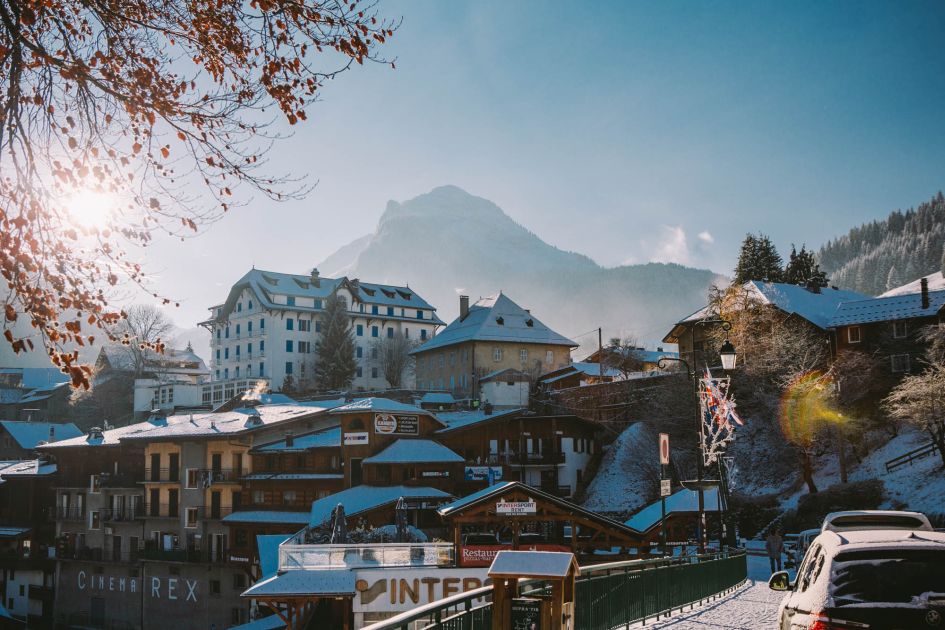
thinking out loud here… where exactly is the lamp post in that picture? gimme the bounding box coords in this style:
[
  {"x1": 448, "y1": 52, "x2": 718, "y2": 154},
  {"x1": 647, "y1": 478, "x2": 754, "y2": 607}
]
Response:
[{"x1": 658, "y1": 318, "x2": 736, "y2": 554}]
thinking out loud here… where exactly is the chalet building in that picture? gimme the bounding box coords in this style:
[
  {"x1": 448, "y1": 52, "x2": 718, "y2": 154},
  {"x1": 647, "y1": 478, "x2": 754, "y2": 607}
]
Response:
[
  {"x1": 582, "y1": 346, "x2": 680, "y2": 373},
  {"x1": 37, "y1": 396, "x2": 342, "y2": 630},
  {"x1": 536, "y1": 362, "x2": 623, "y2": 390},
  {"x1": 412, "y1": 293, "x2": 576, "y2": 398},
  {"x1": 477, "y1": 368, "x2": 531, "y2": 408},
  {"x1": 93, "y1": 344, "x2": 211, "y2": 419},
  {"x1": 200, "y1": 268, "x2": 444, "y2": 401},
  {"x1": 0, "y1": 421, "x2": 82, "y2": 461},
  {"x1": 0, "y1": 369, "x2": 71, "y2": 423}
]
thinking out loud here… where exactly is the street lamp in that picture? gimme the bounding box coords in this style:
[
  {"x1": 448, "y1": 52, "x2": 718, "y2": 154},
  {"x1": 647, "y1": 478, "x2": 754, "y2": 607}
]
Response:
[{"x1": 658, "y1": 319, "x2": 737, "y2": 554}]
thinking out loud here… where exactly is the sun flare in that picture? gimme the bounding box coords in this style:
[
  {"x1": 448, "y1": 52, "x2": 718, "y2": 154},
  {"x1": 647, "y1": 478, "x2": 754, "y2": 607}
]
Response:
[{"x1": 65, "y1": 189, "x2": 117, "y2": 230}]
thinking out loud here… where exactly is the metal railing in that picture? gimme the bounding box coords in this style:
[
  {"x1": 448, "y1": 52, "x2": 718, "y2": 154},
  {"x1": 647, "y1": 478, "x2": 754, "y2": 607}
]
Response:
[
  {"x1": 362, "y1": 550, "x2": 747, "y2": 630},
  {"x1": 885, "y1": 440, "x2": 941, "y2": 472},
  {"x1": 142, "y1": 503, "x2": 179, "y2": 519},
  {"x1": 103, "y1": 505, "x2": 145, "y2": 522},
  {"x1": 477, "y1": 452, "x2": 565, "y2": 466},
  {"x1": 144, "y1": 468, "x2": 181, "y2": 483},
  {"x1": 197, "y1": 468, "x2": 242, "y2": 484},
  {"x1": 279, "y1": 542, "x2": 455, "y2": 571},
  {"x1": 56, "y1": 506, "x2": 85, "y2": 520}
]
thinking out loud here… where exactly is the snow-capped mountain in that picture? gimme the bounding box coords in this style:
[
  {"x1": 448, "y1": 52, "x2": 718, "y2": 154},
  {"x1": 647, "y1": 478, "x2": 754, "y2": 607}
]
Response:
[{"x1": 319, "y1": 185, "x2": 724, "y2": 350}]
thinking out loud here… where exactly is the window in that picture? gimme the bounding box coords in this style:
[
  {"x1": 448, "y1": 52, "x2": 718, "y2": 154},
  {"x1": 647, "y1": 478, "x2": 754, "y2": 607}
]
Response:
[
  {"x1": 286, "y1": 296, "x2": 295, "y2": 306},
  {"x1": 372, "y1": 326, "x2": 379, "y2": 338},
  {"x1": 248, "y1": 321, "x2": 253, "y2": 333},
  {"x1": 315, "y1": 299, "x2": 323, "y2": 309},
  {"x1": 387, "y1": 306, "x2": 394, "y2": 316},
  {"x1": 893, "y1": 321, "x2": 908, "y2": 338},
  {"x1": 232, "y1": 573, "x2": 247, "y2": 590},
  {"x1": 260, "y1": 340, "x2": 265, "y2": 352},
  {"x1": 545, "y1": 350, "x2": 554, "y2": 364},
  {"x1": 439, "y1": 354, "x2": 445, "y2": 368},
  {"x1": 449, "y1": 351, "x2": 455, "y2": 366},
  {"x1": 235, "y1": 345, "x2": 240, "y2": 356},
  {"x1": 417, "y1": 310, "x2": 423, "y2": 320},
  {"x1": 356, "y1": 367, "x2": 363, "y2": 377},
  {"x1": 259, "y1": 362, "x2": 264, "y2": 375},
  {"x1": 519, "y1": 349, "x2": 528, "y2": 362},
  {"x1": 237, "y1": 302, "x2": 242, "y2": 312},
  {"x1": 260, "y1": 318, "x2": 265, "y2": 329},
  {"x1": 285, "y1": 340, "x2": 294, "y2": 352},
  {"x1": 248, "y1": 300, "x2": 253, "y2": 310},
  {"x1": 891, "y1": 354, "x2": 911, "y2": 373},
  {"x1": 298, "y1": 319, "x2": 310, "y2": 332},
  {"x1": 252, "y1": 490, "x2": 264, "y2": 504},
  {"x1": 371, "y1": 305, "x2": 379, "y2": 315},
  {"x1": 224, "y1": 368, "x2": 229, "y2": 379},
  {"x1": 371, "y1": 347, "x2": 378, "y2": 360},
  {"x1": 315, "y1": 320, "x2": 322, "y2": 333},
  {"x1": 421, "y1": 329, "x2": 427, "y2": 340},
  {"x1": 224, "y1": 347, "x2": 229, "y2": 359},
  {"x1": 371, "y1": 367, "x2": 378, "y2": 378},
  {"x1": 216, "y1": 349, "x2": 220, "y2": 360},
  {"x1": 285, "y1": 361, "x2": 293, "y2": 375},
  {"x1": 387, "y1": 327, "x2": 394, "y2": 338},
  {"x1": 356, "y1": 324, "x2": 364, "y2": 336},
  {"x1": 282, "y1": 490, "x2": 297, "y2": 504},
  {"x1": 235, "y1": 324, "x2": 240, "y2": 336},
  {"x1": 405, "y1": 328, "x2": 410, "y2": 338},
  {"x1": 185, "y1": 508, "x2": 198, "y2": 528},
  {"x1": 247, "y1": 342, "x2": 252, "y2": 354},
  {"x1": 356, "y1": 346, "x2": 363, "y2": 358},
  {"x1": 210, "y1": 580, "x2": 221, "y2": 596},
  {"x1": 234, "y1": 366, "x2": 240, "y2": 378},
  {"x1": 89, "y1": 511, "x2": 101, "y2": 530},
  {"x1": 847, "y1": 326, "x2": 861, "y2": 343},
  {"x1": 225, "y1": 326, "x2": 230, "y2": 338},
  {"x1": 216, "y1": 329, "x2": 221, "y2": 339},
  {"x1": 493, "y1": 347, "x2": 503, "y2": 362},
  {"x1": 186, "y1": 469, "x2": 200, "y2": 489},
  {"x1": 286, "y1": 318, "x2": 294, "y2": 331},
  {"x1": 90, "y1": 474, "x2": 100, "y2": 493},
  {"x1": 298, "y1": 341, "x2": 311, "y2": 354}
]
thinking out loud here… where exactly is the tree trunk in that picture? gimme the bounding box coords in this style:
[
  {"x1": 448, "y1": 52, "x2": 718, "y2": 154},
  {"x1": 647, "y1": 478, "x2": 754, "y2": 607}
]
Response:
[
  {"x1": 837, "y1": 429, "x2": 848, "y2": 484},
  {"x1": 800, "y1": 449, "x2": 818, "y2": 493},
  {"x1": 930, "y1": 425, "x2": 945, "y2": 469}
]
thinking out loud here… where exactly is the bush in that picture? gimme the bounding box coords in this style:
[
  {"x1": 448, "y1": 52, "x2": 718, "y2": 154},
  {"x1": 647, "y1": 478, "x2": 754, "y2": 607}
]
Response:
[
  {"x1": 728, "y1": 493, "x2": 782, "y2": 539},
  {"x1": 787, "y1": 479, "x2": 886, "y2": 531}
]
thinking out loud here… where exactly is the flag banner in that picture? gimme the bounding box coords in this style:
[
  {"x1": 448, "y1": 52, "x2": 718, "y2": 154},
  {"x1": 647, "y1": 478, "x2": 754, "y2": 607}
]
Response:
[{"x1": 698, "y1": 368, "x2": 743, "y2": 466}]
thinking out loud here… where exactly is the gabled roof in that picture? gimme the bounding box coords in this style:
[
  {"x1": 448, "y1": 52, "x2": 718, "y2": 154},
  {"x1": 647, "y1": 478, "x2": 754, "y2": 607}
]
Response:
[
  {"x1": 488, "y1": 550, "x2": 579, "y2": 578},
  {"x1": 0, "y1": 421, "x2": 82, "y2": 449},
  {"x1": 241, "y1": 569, "x2": 356, "y2": 597},
  {"x1": 0, "y1": 459, "x2": 56, "y2": 478},
  {"x1": 829, "y1": 289, "x2": 945, "y2": 327},
  {"x1": 362, "y1": 439, "x2": 463, "y2": 464},
  {"x1": 329, "y1": 397, "x2": 437, "y2": 419},
  {"x1": 96, "y1": 345, "x2": 208, "y2": 375},
  {"x1": 437, "y1": 482, "x2": 517, "y2": 516},
  {"x1": 624, "y1": 487, "x2": 720, "y2": 532},
  {"x1": 17, "y1": 382, "x2": 70, "y2": 403},
  {"x1": 746, "y1": 281, "x2": 868, "y2": 329},
  {"x1": 211, "y1": 268, "x2": 442, "y2": 324},
  {"x1": 308, "y1": 485, "x2": 452, "y2": 526},
  {"x1": 419, "y1": 392, "x2": 456, "y2": 405},
  {"x1": 410, "y1": 293, "x2": 576, "y2": 354},
  {"x1": 252, "y1": 426, "x2": 341, "y2": 453},
  {"x1": 433, "y1": 408, "x2": 523, "y2": 434},
  {"x1": 479, "y1": 368, "x2": 531, "y2": 383}
]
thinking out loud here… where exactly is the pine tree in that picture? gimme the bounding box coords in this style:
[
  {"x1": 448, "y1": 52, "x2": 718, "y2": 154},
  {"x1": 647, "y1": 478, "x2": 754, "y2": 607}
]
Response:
[
  {"x1": 886, "y1": 265, "x2": 901, "y2": 291},
  {"x1": 734, "y1": 232, "x2": 783, "y2": 283},
  {"x1": 733, "y1": 234, "x2": 759, "y2": 284},
  {"x1": 314, "y1": 293, "x2": 357, "y2": 390},
  {"x1": 783, "y1": 244, "x2": 828, "y2": 287}
]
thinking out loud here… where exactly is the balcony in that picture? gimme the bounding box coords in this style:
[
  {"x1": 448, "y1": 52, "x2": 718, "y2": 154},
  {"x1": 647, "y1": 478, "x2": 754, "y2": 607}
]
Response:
[
  {"x1": 141, "y1": 503, "x2": 180, "y2": 519},
  {"x1": 140, "y1": 542, "x2": 228, "y2": 563},
  {"x1": 58, "y1": 546, "x2": 138, "y2": 563},
  {"x1": 143, "y1": 468, "x2": 181, "y2": 483},
  {"x1": 477, "y1": 452, "x2": 566, "y2": 466},
  {"x1": 103, "y1": 505, "x2": 145, "y2": 522},
  {"x1": 99, "y1": 473, "x2": 141, "y2": 489},
  {"x1": 197, "y1": 468, "x2": 242, "y2": 484},
  {"x1": 56, "y1": 506, "x2": 85, "y2": 521},
  {"x1": 279, "y1": 542, "x2": 454, "y2": 571}
]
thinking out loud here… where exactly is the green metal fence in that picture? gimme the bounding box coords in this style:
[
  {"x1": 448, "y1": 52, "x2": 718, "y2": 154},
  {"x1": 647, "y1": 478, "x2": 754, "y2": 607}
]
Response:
[{"x1": 362, "y1": 551, "x2": 747, "y2": 630}]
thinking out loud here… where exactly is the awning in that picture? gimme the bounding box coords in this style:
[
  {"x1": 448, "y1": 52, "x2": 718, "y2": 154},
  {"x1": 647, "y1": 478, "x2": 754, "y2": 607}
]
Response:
[{"x1": 242, "y1": 570, "x2": 355, "y2": 598}]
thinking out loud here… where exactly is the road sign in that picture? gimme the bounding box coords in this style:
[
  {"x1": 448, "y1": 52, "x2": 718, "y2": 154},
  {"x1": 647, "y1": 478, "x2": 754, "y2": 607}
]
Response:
[
  {"x1": 660, "y1": 479, "x2": 671, "y2": 497},
  {"x1": 659, "y1": 433, "x2": 670, "y2": 465}
]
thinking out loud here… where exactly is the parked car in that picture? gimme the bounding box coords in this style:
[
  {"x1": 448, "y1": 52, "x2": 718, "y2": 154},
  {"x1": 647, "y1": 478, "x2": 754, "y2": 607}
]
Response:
[
  {"x1": 786, "y1": 528, "x2": 820, "y2": 568},
  {"x1": 821, "y1": 509, "x2": 933, "y2": 533},
  {"x1": 782, "y1": 533, "x2": 800, "y2": 566},
  {"x1": 769, "y1": 528, "x2": 945, "y2": 629}
]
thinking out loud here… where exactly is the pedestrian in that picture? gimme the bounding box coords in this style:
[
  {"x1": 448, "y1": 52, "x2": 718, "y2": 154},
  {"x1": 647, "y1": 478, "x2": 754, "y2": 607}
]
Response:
[{"x1": 766, "y1": 528, "x2": 784, "y2": 573}]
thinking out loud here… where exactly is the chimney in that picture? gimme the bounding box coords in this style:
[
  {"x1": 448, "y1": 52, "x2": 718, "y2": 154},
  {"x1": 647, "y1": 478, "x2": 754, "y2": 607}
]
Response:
[
  {"x1": 921, "y1": 277, "x2": 930, "y2": 309},
  {"x1": 310, "y1": 267, "x2": 320, "y2": 288},
  {"x1": 459, "y1": 295, "x2": 469, "y2": 320},
  {"x1": 285, "y1": 432, "x2": 294, "y2": 448}
]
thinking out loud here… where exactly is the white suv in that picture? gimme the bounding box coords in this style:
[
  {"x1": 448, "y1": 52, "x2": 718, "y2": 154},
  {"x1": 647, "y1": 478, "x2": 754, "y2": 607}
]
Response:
[
  {"x1": 821, "y1": 510, "x2": 932, "y2": 533},
  {"x1": 769, "y1": 528, "x2": 945, "y2": 629}
]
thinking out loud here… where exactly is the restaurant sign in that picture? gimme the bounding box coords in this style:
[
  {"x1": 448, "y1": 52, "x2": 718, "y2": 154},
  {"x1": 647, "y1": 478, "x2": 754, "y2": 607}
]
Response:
[
  {"x1": 460, "y1": 544, "x2": 571, "y2": 568},
  {"x1": 374, "y1": 413, "x2": 419, "y2": 435},
  {"x1": 496, "y1": 500, "x2": 536, "y2": 516},
  {"x1": 463, "y1": 466, "x2": 503, "y2": 482}
]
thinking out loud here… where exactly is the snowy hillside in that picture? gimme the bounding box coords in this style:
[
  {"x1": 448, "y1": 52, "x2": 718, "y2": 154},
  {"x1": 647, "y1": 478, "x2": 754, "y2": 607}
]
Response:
[
  {"x1": 879, "y1": 271, "x2": 945, "y2": 297},
  {"x1": 582, "y1": 422, "x2": 659, "y2": 515}
]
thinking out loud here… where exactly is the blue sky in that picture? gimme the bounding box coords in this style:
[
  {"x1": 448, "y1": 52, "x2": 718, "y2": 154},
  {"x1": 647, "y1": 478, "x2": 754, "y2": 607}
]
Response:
[{"x1": 142, "y1": 0, "x2": 945, "y2": 332}]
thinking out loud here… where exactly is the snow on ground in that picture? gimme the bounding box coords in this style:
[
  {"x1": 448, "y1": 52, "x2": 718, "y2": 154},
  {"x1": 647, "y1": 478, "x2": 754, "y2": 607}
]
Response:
[
  {"x1": 636, "y1": 555, "x2": 786, "y2": 629},
  {"x1": 780, "y1": 426, "x2": 945, "y2": 515},
  {"x1": 582, "y1": 422, "x2": 657, "y2": 514},
  {"x1": 879, "y1": 271, "x2": 945, "y2": 297}
]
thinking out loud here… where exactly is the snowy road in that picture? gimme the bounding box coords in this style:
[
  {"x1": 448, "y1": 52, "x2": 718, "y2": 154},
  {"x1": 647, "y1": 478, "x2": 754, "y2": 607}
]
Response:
[{"x1": 637, "y1": 555, "x2": 786, "y2": 630}]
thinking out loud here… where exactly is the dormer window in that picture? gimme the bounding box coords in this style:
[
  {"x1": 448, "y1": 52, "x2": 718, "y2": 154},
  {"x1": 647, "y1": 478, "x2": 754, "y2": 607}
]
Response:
[
  {"x1": 525, "y1": 319, "x2": 534, "y2": 327},
  {"x1": 496, "y1": 317, "x2": 504, "y2": 326}
]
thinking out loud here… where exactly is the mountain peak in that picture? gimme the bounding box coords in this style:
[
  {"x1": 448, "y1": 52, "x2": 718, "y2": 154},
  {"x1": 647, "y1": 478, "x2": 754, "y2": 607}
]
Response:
[{"x1": 380, "y1": 185, "x2": 508, "y2": 226}]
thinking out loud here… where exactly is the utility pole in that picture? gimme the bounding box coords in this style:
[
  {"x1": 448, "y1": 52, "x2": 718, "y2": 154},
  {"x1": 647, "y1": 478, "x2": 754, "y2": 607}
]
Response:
[{"x1": 598, "y1": 327, "x2": 603, "y2": 380}]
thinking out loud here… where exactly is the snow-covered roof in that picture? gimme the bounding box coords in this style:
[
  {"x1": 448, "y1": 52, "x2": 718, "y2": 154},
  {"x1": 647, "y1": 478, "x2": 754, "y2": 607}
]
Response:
[
  {"x1": 252, "y1": 426, "x2": 341, "y2": 453},
  {"x1": 97, "y1": 344, "x2": 208, "y2": 375},
  {"x1": 308, "y1": 485, "x2": 452, "y2": 526},
  {"x1": 17, "y1": 382, "x2": 70, "y2": 403},
  {"x1": 363, "y1": 439, "x2": 463, "y2": 464},
  {"x1": 41, "y1": 403, "x2": 331, "y2": 448},
  {"x1": 0, "y1": 367, "x2": 69, "y2": 389},
  {"x1": 0, "y1": 526, "x2": 30, "y2": 539},
  {"x1": 488, "y1": 550, "x2": 579, "y2": 578},
  {"x1": 624, "y1": 487, "x2": 720, "y2": 532},
  {"x1": 479, "y1": 368, "x2": 531, "y2": 383},
  {"x1": 257, "y1": 534, "x2": 291, "y2": 579},
  {"x1": 433, "y1": 408, "x2": 523, "y2": 433},
  {"x1": 228, "y1": 613, "x2": 286, "y2": 630},
  {"x1": 329, "y1": 397, "x2": 434, "y2": 417},
  {"x1": 747, "y1": 281, "x2": 869, "y2": 329},
  {"x1": 410, "y1": 293, "x2": 577, "y2": 354},
  {"x1": 419, "y1": 392, "x2": 456, "y2": 405},
  {"x1": 241, "y1": 569, "x2": 356, "y2": 597},
  {"x1": 879, "y1": 271, "x2": 945, "y2": 297},
  {"x1": 829, "y1": 289, "x2": 945, "y2": 327},
  {"x1": 0, "y1": 459, "x2": 56, "y2": 478},
  {"x1": 222, "y1": 511, "x2": 311, "y2": 525},
  {"x1": 0, "y1": 421, "x2": 82, "y2": 449},
  {"x1": 212, "y1": 268, "x2": 443, "y2": 324},
  {"x1": 437, "y1": 482, "x2": 517, "y2": 516}
]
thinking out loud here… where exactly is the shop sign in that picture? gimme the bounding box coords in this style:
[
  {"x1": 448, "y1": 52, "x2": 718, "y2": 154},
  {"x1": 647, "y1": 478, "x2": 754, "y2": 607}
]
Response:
[
  {"x1": 464, "y1": 466, "x2": 503, "y2": 481},
  {"x1": 374, "y1": 413, "x2": 419, "y2": 435},
  {"x1": 421, "y1": 471, "x2": 450, "y2": 478},
  {"x1": 496, "y1": 500, "x2": 536, "y2": 516},
  {"x1": 344, "y1": 432, "x2": 369, "y2": 446},
  {"x1": 354, "y1": 567, "x2": 490, "y2": 614},
  {"x1": 460, "y1": 544, "x2": 571, "y2": 567},
  {"x1": 511, "y1": 597, "x2": 543, "y2": 630},
  {"x1": 77, "y1": 570, "x2": 198, "y2": 602}
]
